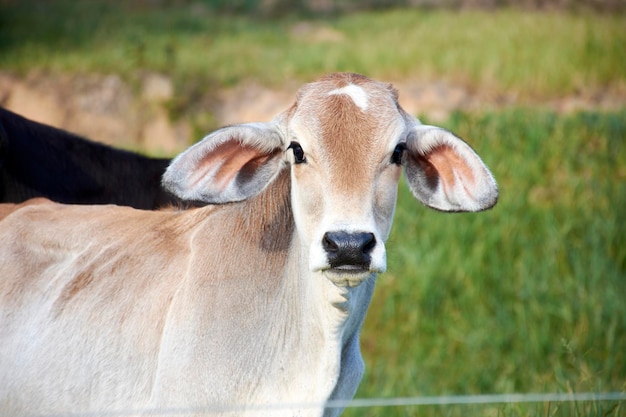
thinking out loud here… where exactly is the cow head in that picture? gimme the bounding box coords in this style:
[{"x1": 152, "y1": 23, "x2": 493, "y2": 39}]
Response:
[{"x1": 163, "y1": 73, "x2": 498, "y2": 287}]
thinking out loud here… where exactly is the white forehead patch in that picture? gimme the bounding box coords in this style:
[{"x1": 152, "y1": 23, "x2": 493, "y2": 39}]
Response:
[{"x1": 328, "y1": 84, "x2": 369, "y2": 111}]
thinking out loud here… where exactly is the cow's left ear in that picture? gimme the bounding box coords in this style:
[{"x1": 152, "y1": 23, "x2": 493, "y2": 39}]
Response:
[
  {"x1": 162, "y1": 122, "x2": 285, "y2": 204},
  {"x1": 403, "y1": 124, "x2": 498, "y2": 212}
]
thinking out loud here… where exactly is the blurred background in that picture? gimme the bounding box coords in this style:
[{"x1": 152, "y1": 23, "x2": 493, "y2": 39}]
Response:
[{"x1": 1, "y1": 0, "x2": 624, "y2": 415}]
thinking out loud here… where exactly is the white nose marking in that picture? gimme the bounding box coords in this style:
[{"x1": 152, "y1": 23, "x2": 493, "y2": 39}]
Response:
[{"x1": 328, "y1": 84, "x2": 368, "y2": 111}]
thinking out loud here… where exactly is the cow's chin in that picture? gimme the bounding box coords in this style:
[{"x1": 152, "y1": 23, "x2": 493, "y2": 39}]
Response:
[{"x1": 323, "y1": 268, "x2": 378, "y2": 288}]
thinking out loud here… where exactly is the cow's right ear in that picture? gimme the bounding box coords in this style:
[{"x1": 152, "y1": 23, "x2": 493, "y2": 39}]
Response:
[
  {"x1": 162, "y1": 122, "x2": 285, "y2": 204},
  {"x1": 403, "y1": 124, "x2": 498, "y2": 212}
]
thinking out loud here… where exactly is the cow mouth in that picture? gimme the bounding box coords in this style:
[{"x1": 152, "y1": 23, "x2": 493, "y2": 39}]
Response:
[
  {"x1": 331, "y1": 264, "x2": 369, "y2": 272},
  {"x1": 324, "y1": 265, "x2": 377, "y2": 288}
]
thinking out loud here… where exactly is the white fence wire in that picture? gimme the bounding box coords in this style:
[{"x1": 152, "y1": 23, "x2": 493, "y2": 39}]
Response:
[{"x1": 33, "y1": 391, "x2": 626, "y2": 417}]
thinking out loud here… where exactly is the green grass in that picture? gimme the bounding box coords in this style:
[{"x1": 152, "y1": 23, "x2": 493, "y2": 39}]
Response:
[
  {"x1": 1, "y1": 2, "x2": 625, "y2": 99},
  {"x1": 348, "y1": 109, "x2": 626, "y2": 416}
]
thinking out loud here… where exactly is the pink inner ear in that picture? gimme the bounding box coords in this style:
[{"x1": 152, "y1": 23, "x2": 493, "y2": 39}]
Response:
[
  {"x1": 191, "y1": 140, "x2": 273, "y2": 190},
  {"x1": 422, "y1": 144, "x2": 476, "y2": 191},
  {"x1": 215, "y1": 144, "x2": 266, "y2": 187}
]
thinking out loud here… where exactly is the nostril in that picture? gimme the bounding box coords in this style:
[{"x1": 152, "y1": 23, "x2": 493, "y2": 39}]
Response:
[
  {"x1": 322, "y1": 232, "x2": 339, "y2": 253},
  {"x1": 362, "y1": 233, "x2": 376, "y2": 254}
]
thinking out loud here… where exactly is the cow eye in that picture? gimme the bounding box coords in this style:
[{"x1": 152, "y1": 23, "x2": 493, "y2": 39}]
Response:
[
  {"x1": 391, "y1": 143, "x2": 406, "y2": 165},
  {"x1": 288, "y1": 141, "x2": 307, "y2": 164}
]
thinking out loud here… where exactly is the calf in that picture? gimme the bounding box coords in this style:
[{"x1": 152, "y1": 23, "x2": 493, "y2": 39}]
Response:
[
  {"x1": 0, "y1": 73, "x2": 498, "y2": 417},
  {"x1": 0, "y1": 107, "x2": 177, "y2": 209}
]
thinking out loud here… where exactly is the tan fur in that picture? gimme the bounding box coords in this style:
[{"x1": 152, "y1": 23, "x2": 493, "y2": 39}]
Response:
[{"x1": 290, "y1": 74, "x2": 401, "y2": 197}]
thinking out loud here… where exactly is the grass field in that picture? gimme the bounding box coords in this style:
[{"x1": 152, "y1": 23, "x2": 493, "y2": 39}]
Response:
[
  {"x1": 1, "y1": 1, "x2": 624, "y2": 416},
  {"x1": 1, "y1": 1, "x2": 625, "y2": 100}
]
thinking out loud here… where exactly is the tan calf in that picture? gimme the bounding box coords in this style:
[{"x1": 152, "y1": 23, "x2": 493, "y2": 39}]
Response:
[{"x1": 0, "y1": 73, "x2": 498, "y2": 417}]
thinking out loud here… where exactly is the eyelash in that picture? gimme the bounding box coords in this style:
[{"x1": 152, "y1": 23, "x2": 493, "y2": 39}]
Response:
[
  {"x1": 391, "y1": 143, "x2": 406, "y2": 165},
  {"x1": 288, "y1": 141, "x2": 307, "y2": 164}
]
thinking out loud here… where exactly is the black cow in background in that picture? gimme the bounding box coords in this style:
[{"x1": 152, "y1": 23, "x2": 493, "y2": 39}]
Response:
[{"x1": 0, "y1": 107, "x2": 181, "y2": 209}]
